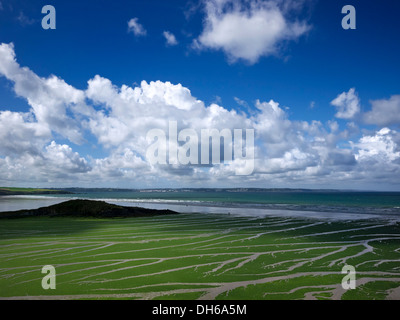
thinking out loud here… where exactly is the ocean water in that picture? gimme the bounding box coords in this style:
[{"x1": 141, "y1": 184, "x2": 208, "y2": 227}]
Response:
[{"x1": 1, "y1": 190, "x2": 400, "y2": 221}]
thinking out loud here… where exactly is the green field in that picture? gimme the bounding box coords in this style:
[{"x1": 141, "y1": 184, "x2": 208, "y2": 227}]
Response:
[{"x1": 1, "y1": 213, "x2": 400, "y2": 300}]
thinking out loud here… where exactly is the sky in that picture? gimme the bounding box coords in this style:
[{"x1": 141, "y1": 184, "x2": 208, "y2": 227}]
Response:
[{"x1": 0, "y1": 0, "x2": 400, "y2": 190}]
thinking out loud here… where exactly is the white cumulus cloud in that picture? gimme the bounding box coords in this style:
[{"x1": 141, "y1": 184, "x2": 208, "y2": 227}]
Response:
[
  {"x1": 353, "y1": 128, "x2": 400, "y2": 163},
  {"x1": 0, "y1": 43, "x2": 88, "y2": 145},
  {"x1": 331, "y1": 88, "x2": 360, "y2": 120},
  {"x1": 163, "y1": 31, "x2": 178, "y2": 46},
  {"x1": 193, "y1": 0, "x2": 310, "y2": 64},
  {"x1": 127, "y1": 18, "x2": 147, "y2": 37}
]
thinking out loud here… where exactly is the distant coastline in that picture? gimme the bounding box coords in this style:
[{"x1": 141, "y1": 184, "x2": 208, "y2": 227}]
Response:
[
  {"x1": 0, "y1": 187, "x2": 73, "y2": 196},
  {"x1": 2, "y1": 187, "x2": 400, "y2": 220},
  {"x1": 3, "y1": 187, "x2": 398, "y2": 194}
]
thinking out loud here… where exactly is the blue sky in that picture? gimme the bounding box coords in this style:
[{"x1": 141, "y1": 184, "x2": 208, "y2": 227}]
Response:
[{"x1": 0, "y1": 0, "x2": 400, "y2": 190}]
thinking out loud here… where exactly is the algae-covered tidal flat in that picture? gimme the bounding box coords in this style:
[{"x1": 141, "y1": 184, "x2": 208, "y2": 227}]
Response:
[{"x1": 1, "y1": 213, "x2": 400, "y2": 300}]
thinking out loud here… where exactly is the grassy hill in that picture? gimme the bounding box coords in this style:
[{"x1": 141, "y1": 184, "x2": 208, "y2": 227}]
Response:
[{"x1": 0, "y1": 199, "x2": 179, "y2": 218}]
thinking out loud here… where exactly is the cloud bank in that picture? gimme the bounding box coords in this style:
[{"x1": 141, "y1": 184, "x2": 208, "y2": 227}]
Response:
[{"x1": 0, "y1": 43, "x2": 400, "y2": 189}]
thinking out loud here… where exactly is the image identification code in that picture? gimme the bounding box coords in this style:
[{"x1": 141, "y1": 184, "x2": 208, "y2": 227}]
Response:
[{"x1": 152, "y1": 304, "x2": 247, "y2": 317}]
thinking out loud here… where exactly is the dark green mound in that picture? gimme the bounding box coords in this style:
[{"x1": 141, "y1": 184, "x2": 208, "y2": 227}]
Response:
[
  {"x1": 0, "y1": 199, "x2": 179, "y2": 219},
  {"x1": 0, "y1": 187, "x2": 72, "y2": 196}
]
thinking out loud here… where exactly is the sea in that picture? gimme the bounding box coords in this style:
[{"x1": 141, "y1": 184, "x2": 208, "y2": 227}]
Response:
[{"x1": 1, "y1": 190, "x2": 400, "y2": 221}]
